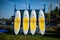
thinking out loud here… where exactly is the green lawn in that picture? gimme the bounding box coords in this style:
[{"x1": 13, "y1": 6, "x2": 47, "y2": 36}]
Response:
[
  {"x1": 0, "y1": 26, "x2": 60, "y2": 40},
  {"x1": 0, "y1": 33, "x2": 60, "y2": 40}
]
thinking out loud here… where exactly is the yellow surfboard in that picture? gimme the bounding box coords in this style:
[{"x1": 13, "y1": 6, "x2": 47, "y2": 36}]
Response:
[
  {"x1": 14, "y1": 10, "x2": 21, "y2": 35},
  {"x1": 38, "y1": 10, "x2": 45, "y2": 35},
  {"x1": 30, "y1": 10, "x2": 36, "y2": 35},
  {"x1": 23, "y1": 10, "x2": 29, "y2": 35}
]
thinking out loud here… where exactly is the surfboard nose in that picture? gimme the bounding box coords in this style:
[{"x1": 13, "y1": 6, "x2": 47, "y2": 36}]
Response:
[
  {"x1": 15, "y1": 10, "x2": 20, "y2": 17},
  {"x1": 31, "y1": 10, "x2": 36, "y2": 17},
  {"x1": 24, "y1": 10, "x2": 29, "y2": 17},
  {"x1": 39, "y1": 10, "x2": 44, "y2": 17}
]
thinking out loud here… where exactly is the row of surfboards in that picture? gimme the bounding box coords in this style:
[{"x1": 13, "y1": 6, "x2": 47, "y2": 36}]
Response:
[{"x1": 14, "y1": 10, "x2": 45, "y2": 35}]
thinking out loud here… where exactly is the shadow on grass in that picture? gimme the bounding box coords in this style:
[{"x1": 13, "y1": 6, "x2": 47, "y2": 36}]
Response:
[{"x1": 44, "y1": 31, "x2": 60, "y2": 39}]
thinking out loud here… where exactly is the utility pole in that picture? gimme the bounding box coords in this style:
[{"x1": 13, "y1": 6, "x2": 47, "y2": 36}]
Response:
[
  {"x1": 49, "y1": 0, "x2": 52, "y2": 26},
  {"x1": 26, "y1": 0, "x2": 28, "y2": 9},
  {"x1": 59, "y1": 3, "x2": 60, "y2": 9},
  {"x1": 43, "y1": 4, "x2": 46, "y2": 14},
  {"x1": 57, "y1": 0, "x2": 59, "y2": 14},
  {"x1": 14, "y1": 4, "x2": 16, "y2": 16},
  {"x1": 29, "y1": 3, "x2": 30, "y2": 10}
]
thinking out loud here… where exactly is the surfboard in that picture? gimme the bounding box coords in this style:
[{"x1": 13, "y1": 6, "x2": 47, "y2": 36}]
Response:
[
  {"x1": 23, "y1": 10, "x2": 29, "y2": 35},
  {"x1": 38, "y1": 10, "x2": 45, "y2": 35},
  {"x1": 30, "y1": 10, "x2": 36, "y2": 35},
  {"x1": 14, "y1": 10, "x2": 21, "y2": 35}
]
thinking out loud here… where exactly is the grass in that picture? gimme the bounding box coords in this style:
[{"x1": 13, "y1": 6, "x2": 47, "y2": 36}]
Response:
[
  {"x1": 0, "y1": 33, "x2": 60, "y2": 40},
  {"x1": 0, "y1": 25, "x2": 60, "y2": 40}
]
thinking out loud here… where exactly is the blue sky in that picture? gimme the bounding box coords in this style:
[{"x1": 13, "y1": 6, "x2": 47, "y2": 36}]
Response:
[{"x1": 0, "y1": 0, "x2": 60, "y2": 18}]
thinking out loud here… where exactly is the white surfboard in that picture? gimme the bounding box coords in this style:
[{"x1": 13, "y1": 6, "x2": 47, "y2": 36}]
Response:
[
  {"x1": 23, "y1": 10, "x2": 29, "y2": 35},
  {"x1": 14, "y1": 10, "x2": 21, "y2": 35},
  {"x1": 38, "y1": 10, "x2": 45, "y2": 35},
  {"x1": 30, "y1": 10, "x2": 36, "y2": 35}
]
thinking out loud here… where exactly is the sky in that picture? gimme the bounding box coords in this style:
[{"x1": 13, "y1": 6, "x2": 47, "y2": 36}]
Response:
[{"x1": 0, "y1": 0, "x2": 60, "y2": 18}]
